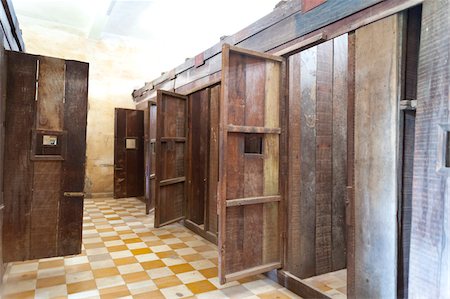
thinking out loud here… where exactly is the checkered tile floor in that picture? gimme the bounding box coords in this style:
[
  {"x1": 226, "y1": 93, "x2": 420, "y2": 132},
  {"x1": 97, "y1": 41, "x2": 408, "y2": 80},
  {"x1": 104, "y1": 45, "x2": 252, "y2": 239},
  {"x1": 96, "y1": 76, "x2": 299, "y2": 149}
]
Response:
[
  {"x1": 1, "y1": 197, "x2": 301, "y2": 299},
  {"x1": 303, "y1": 269, "x2": 346, "y2": 299}
]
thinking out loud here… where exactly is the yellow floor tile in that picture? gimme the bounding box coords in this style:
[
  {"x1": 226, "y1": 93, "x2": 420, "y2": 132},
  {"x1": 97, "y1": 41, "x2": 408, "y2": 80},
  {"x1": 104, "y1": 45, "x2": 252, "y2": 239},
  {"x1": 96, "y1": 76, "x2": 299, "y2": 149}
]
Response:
[
  {"x1": 140, "y1": 260, "x2": 166, "y2": 270},
  {"x1": 65, "y1": 263, "x2": 91, "y2": 274},
  {"x1": 182, "y1": 253, "x2": 204, "y2": 262},
  {"x1": 122, "y1": 271, "x2": 150, "y2": 283},
  {"x1": 169, "y1": 263, "x2": 195, "y2": 274},
  {"x1": 67, "y1": 279, "x2": 97, "y2": 294},
  {"x1": 123, "y1": 238, "x2": 142, "y2": 244},
  {"x1": 169, "y1": 243, "x2": 189, "y2": 250},
  {"x1": 108, "y1": 245, "x2": 129, "y2": 252},
  {"x1": 93, "y1": 267, "x2": 120, "y2": 278},
  {"x1": 153, "y1": 275, "x2": 183, "y2": 289},
  {"x1": 99, "y1": 285, "x2": 130, "y2": 299},
  {"x1": 36, "y1": 275, "x2": 66, "y2": 288},
  {"x1": 259, "y1": 290, "x2": 294, "y2": 299},
  {"x1": 133, "y1": 289, "x2": 165, "y2": 299},
  {"x1": 199, "y1": 267, "x2": 218, "y2": 279},
  {"x1": 156, "y1": 250, "x2": 178, "y2": 259},
  {"x1": 102, "y1": 236, "x2": 121, "y2": 242},
  {"x1": 131, "y1": 248, "x2": 152, "y2": 255},
  {"x1": 113, "y1": 256, "x2": 138, "y2": 266},
  {"x1": 3, "y1": 290, "x2": 35, "y2": 299},
  {"x1": 186, "y1": 279, "x2": 217, "y2": 294},
  {"x1": 38, "y1": 259, "x2": 64, "y2": 269}
]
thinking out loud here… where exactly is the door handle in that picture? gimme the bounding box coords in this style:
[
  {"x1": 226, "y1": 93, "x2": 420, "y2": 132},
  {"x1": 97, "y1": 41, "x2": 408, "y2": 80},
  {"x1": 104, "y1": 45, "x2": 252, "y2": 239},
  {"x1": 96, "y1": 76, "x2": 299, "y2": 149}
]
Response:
[
  {"x1": 64, "y1": 192, "x2": 84, "y2": 197},
  {"x1": 115, "y1": 167, "x2": 124, "y2": 171}
]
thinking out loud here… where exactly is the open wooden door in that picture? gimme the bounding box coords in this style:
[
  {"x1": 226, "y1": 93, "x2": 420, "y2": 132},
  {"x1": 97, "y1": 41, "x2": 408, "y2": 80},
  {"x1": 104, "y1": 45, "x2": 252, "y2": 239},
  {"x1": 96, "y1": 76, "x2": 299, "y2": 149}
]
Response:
[
  {"x1": 114, "y1": 108, "x2": 144, "y2": 199},
  {"x1": 218, "y1": 44, "x2": 284, "y2": 283},
  {"x1": 3, "y1": 51, "x2": 88, "y2": 261},
  {"x1": 144, "y1": 100, "x2": 157, "y2": 214},
  {"x1": 154, "y1": 90, "x2": 188, "y2": 228}
]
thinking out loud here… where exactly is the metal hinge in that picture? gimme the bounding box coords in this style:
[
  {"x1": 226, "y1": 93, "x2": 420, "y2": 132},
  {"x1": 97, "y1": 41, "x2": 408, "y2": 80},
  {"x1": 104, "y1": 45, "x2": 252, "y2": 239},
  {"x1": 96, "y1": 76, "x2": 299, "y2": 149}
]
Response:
[{"x1": 400, "y1": 99, "x2": 417, "y2": 110}]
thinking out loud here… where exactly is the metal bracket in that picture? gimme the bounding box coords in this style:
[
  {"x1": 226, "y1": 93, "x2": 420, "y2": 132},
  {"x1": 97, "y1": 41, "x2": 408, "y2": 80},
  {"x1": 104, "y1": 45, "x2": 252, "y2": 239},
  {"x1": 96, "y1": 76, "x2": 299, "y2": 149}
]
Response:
[{"x1": 400, "y1": 99, "x2": 417, "y2": 110}]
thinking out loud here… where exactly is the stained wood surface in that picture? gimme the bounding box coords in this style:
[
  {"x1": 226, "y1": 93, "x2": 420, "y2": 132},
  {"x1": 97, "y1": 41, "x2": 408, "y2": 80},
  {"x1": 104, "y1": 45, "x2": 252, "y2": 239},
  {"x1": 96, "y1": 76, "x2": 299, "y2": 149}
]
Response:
[
  {"x1": 286, "y1": 35, "x2": 347, "y2": 279},
  {"x1": 3, "y1": 52, "x2": 37, "y2": 262},
  {"x1": 58, "y1": 60, "x2": 88, "y2": 256},
  {"x1": 3, "y1": 52, "x2": 88, "y2": 262},
  {"x1": 354, "y1": 14, "x2": 401, "y2": 298},
  {"x1": 188, "y1": 89, "x2": 209, "y2": 225},
  {"x1": 408, "y1": 0, "x2": 450, "y2": 297},
  {"x1": 0, "y1": 30, "x2": 5, "y2": 279},
  {"x1": 154, "y1": 90, "x2": 187, "y2": 227},
  {"x1": 219, "y1": 45, "x2": 283, "y2": 283},
  {"x1": 113, "y1": 108, "x2": 144, "y2": 198},
  {"x1": 208, "y1": 85, "x2": 220, "y2": 235}
]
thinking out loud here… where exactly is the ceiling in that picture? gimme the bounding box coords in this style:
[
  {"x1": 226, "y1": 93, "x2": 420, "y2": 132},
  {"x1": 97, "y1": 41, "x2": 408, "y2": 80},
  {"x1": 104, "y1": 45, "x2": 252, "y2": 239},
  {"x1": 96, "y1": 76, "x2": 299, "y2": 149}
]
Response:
[{"x1": 13, "y1": 0, "x2": 278, "y2": 53}]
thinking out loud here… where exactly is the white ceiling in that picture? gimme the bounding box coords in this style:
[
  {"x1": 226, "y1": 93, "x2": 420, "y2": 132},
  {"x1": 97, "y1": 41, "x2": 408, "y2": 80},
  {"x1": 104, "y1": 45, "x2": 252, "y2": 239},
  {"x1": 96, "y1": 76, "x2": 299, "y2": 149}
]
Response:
[{"x1": 13, "y1": 0, "x2": 278, "y2": 56}]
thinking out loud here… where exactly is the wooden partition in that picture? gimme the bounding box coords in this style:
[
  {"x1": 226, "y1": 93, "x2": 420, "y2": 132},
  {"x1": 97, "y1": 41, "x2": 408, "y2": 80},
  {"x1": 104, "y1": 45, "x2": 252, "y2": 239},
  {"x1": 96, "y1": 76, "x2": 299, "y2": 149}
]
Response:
[{"x1": 286, "y1": 35, "x2": 348, "y2": 279}]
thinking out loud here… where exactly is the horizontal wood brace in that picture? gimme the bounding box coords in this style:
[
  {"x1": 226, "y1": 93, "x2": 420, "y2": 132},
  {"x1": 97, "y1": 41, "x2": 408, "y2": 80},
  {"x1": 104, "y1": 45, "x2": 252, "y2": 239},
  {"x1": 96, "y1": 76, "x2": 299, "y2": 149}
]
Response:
[
  {"x1": 225, "y1": 44, "x2": 284, "y2": 62},
  {"x1": 274, "y1": 33, "x2": 327, "y2": 56},
  {"x1": 225, "y1": 262, "x2": 281, "y2": 282},
  {"x1": 227, "y1": 125, "x2": 281, "y2": 134},
  {"x1": 160, "y1": 137, "x2": 186, "y2": 142},
  {"x1": 226, "y1": 195, "x2": 281, "y2": 207},
  {"x1": 159, "y1": 216, "x2": 184, "y2": 227},
  {"x1": 160, "y1": 177, "x2": 186, "y2": 186},
  {"x1": 64, "y1": 192, "x2": 84, "y2": 197}
]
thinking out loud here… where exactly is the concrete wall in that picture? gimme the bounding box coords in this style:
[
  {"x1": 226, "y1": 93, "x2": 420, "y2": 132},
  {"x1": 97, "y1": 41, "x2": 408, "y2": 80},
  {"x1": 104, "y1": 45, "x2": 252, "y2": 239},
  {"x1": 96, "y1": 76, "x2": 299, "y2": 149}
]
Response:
[{"x1": 18, "y1": 16, "x2": 155, "y2": 196}]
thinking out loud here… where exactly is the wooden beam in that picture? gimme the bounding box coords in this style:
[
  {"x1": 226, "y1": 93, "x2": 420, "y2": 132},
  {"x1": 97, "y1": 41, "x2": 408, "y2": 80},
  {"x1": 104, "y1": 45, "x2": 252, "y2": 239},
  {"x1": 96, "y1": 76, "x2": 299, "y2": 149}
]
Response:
[
  {"x1": 226, "y1": 195, "x2": 281, "y2": 207},
  {"x1": 225, "y1": 262, "x2": 282, "y2": 283},
  {"x1": 227, "y1": 125, "x2": 281, "y2": 134}
]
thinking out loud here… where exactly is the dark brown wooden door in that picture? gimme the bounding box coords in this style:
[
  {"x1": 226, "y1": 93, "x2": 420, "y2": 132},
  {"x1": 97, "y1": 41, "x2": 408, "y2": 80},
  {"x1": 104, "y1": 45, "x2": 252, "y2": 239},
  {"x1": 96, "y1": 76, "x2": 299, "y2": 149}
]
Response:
[
  {"x1": 218, "y1": 45, "x2": 284, "y2": 283},
  {"x1": 3, "y1": 51, "x2": 88, "y2": 261},
  {"x1": 114, "y1": 108, "x2": 144, "y2": 199},
  {"x1": 144, "y1": 101, "x2": 157, "y2": 214},
  {"x1": 154, "y1": 90, "x2": 187, "y2": 228}
]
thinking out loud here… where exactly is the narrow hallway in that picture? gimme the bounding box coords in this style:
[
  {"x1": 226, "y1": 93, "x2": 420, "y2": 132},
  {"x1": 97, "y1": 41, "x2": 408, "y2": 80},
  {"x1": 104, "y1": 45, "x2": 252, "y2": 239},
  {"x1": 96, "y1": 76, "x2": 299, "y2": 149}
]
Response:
[{"x1": 1, "y1": 198, "x2": 300, "y2": 299}]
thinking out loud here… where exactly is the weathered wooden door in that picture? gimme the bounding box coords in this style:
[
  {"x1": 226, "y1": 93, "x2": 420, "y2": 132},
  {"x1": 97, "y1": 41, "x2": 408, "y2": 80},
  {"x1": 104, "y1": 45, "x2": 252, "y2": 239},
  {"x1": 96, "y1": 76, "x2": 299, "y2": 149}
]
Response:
[
  {"x1": 114, "y1": 108, "x2": 144, "y2": 199},
  {"x1": 3, "y1": 51, "x2": 88, "y2": 261},
  {"x1": 154, "y1": 90, "x2": 188, "y2": 228},
  {"x1": 144, "y1": 101, "x2": 157, "y2": 214},
  {"x1": 218, "y1": 44, "x2": 284, "y2": 283}
]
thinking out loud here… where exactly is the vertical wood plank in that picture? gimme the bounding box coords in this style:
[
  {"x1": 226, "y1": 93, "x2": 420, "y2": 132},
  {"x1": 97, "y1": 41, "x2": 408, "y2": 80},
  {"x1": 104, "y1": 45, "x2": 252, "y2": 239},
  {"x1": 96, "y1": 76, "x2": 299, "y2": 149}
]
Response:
[
  {"x1": 287, "y1": 52, "x2": 302, "y2": 276},
  {"x1": 208, "y1": 85, "x2": 220, "y2": 235},
  {"x1": 58, "y1": 60, "x2": 88, "y2": 256},
  {"x1": 354, "y1": 14, "x2": 401, "y2": 298},
  {"x1": 346, "y1": 31, "x2": 356, "y2": 299},
  {"x1": 331, "y1": 34, "x2": 348, "y2": 270},
  {"x1": 0, "y1": 30, "x2": 5, "y2": 278},
  {"x1": 263, "y1": 60, "x2": 280, "y2": 264},
  {"x1": 409, "y1": 1, "x2": 450, "y2": 297},
  {"x1": 3, "y1": 52, "x2": 37, "y2": 262},
  {"x1": 299, "y1": 46, "x2": 317, "y2": 278},
  {"x1": 36, "y1": 57, "x2": 65, "y2": 131},
  {"x1": 315, "y1": 39, "x2": 333, "y2": 275}
]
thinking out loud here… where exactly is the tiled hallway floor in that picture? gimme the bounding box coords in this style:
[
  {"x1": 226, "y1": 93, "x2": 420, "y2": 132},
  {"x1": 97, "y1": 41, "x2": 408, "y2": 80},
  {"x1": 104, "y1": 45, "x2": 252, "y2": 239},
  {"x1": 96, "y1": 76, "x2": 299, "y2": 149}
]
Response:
[
  {"x1": 303, "y1": 270, "x2": 346, "y2": 299},
  {"x1": 1, "y1": 197, "x2": 301, "y2": 299}
]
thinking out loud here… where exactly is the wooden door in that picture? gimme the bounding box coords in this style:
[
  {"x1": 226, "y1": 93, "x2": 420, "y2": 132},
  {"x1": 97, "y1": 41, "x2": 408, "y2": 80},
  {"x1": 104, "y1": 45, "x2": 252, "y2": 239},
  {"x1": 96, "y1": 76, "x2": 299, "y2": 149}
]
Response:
[
  {"x1": 114, "y1": 108, "x2": 144, "y2": 199},
  {"x1": 3, "y1": 51, "x2": 88, "y2": 261},
  {"x1": 154, "y1": 90, "x2": 188, "y2": 228},
  {"x1": 144, "y1": 101, "x2": 157, "y2": 214},
  {"x1": 218, "y1": 44, "x2": 284, "y2": 283}
]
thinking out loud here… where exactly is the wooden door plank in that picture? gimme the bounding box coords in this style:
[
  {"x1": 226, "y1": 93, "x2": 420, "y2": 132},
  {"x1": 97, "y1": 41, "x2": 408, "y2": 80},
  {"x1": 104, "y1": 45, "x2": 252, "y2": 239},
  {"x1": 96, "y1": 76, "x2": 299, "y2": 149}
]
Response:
[
  {"x1": 58, "y1": 60, "x2": 88, "y2": 256},
  {"x1": 208, "y1": 84, "x2": 220, "y2": 235},
  {"x1": 299, "y1": 46, "x2": 317, "y2": 278},
  {"x1": 114, "y1": 108, "x2": 127, "y2": 198},
  {"x1": 315, "y1": 39, "x2": 333, "y2": 275},
  {"x1": 3, "y1": 52, "x2": 37, "y2": 262},
  {"x1": 331, "y1": 34, "x2": 348, "y2": 270},
  {"x1": 354, "y1": 14, "x2": 401, "y2": 298},
  {"x1": 36, "y1": 57, "x2": 65, "y2": 131},
  {"x1": 408, "y1": 1, "x2": 450, "y2": 297}
]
